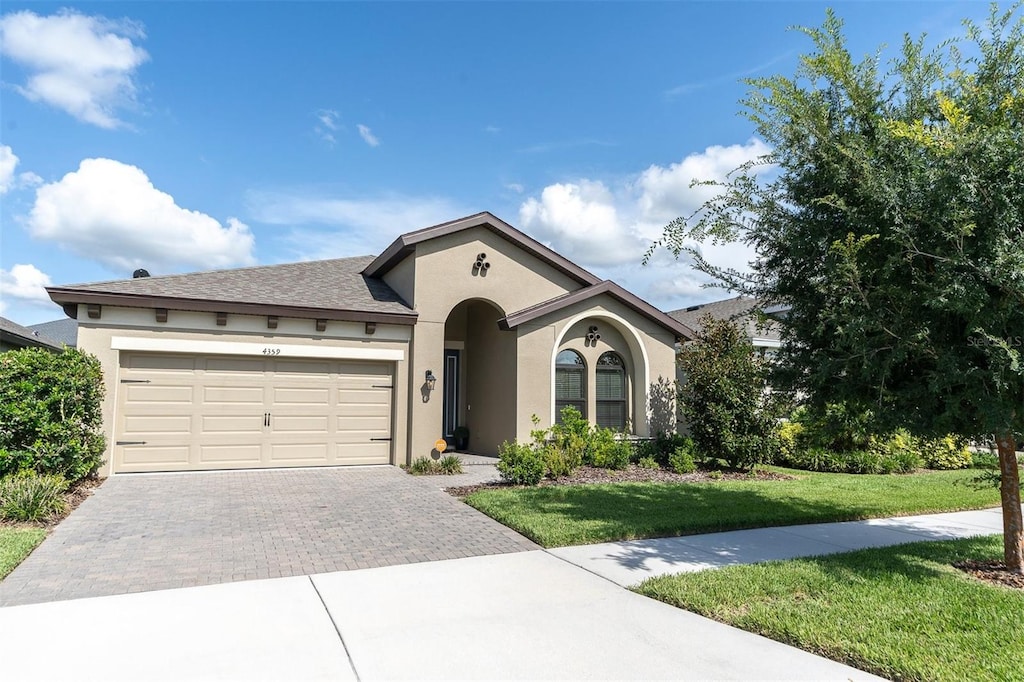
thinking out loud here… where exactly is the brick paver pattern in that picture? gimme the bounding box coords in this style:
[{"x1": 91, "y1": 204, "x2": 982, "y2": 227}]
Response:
[{"x1": 0, "y1": 466, "x2": 537, "y2": 606}]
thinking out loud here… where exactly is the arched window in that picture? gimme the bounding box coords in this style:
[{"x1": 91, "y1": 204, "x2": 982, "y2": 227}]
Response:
[
  {"x1": 555, "y1": 349, "x2": 586, "y2": 421},
  {"x1": 596, "y1": 351, "x2": 627, "y2": 430}
]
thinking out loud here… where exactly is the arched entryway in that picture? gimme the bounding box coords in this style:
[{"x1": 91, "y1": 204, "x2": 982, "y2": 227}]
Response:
[{"x1": 442, "y1": 299, "x2": 517, "y2": 455}]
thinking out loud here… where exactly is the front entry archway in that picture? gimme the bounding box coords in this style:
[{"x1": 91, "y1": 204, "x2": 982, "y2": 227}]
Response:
[{"x1": 443, "y1": 299, "x2": 517, "y2": 455}]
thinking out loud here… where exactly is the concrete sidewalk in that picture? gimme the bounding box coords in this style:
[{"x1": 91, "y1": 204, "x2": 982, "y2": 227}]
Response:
[
  {"x1": 0, "y1": 508, "x2": 1009, "y2": 680},
  {"x1": 550, "y1": 507, "x2": 1007, "y2": 586},
  {"x1": 0, "y1": 550, "x2": 883, "y2": 681}
]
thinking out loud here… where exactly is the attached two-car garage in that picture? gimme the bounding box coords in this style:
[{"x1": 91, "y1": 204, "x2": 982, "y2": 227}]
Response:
[{"x1": 114, "y1": 352, "x2": 394, "y2": 473}]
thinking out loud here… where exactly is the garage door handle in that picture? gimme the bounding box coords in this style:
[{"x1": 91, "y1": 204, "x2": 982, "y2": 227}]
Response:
[
  {"x1": 369, "y1": 437, "x2": 392, "y2": 442},
  {"x1": 372, "y1": 385, "x2": 393, "y2": 389},
  {"x1": 117, "y1": 441, "x2": 147, "y2": 446},
  {"x1": 264, "y1": 412, "x2": 270, "y2": 426},
  {"x1": 120, "y1": 379, "x2": 151, "y2": 384}
]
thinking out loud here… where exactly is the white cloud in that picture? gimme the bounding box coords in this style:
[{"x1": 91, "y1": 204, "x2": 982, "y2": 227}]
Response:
[
  {"x1": 484, "y1": 125, "x2": 501, "y2": 134},
  {"x1": 504, "y1": 182, "x2": 524, "y2": 194},
  {"x1": 0, "y1": 10, "x2": 149, "y2": 128},
  {"x1": 518, "y1": 138, "x2": 771, "y2": 306},
  {"x1": 0, "y1": 145, "x2": 18, "y2": 193},
  {"x1": 0, "y1": 263, "x2": 53, "y2": 314},
  {"x1": 0, "y1": 145, "x2": 44, "y2": 193},
  {"x1": 314, "y1": 109, "x2": 340, "y2": 145},
  {"x1": 27, "y1": 158, "x2": 255, "y2": 273},
  {"x1": 357, "y1": 124, "x2": 380, "y2": 147},
  {"x1": 247, "y1": 191, "x2": 467, "y2": 260}
]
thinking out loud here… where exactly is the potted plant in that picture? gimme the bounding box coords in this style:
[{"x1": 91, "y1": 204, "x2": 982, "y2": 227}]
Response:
[{"x1": 453, "y1": 426, "x2": 470, "y2": 451}]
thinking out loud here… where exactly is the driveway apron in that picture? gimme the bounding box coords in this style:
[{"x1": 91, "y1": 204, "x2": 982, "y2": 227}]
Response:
[{"x1": 0, "y1": 466, "x2": 537, "y2": 606}]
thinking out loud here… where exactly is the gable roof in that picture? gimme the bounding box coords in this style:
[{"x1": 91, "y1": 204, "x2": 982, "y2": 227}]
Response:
[
  {"x1": 499, "y1": 280, "x2": 695, "y2": 340},
  {"x1": 0, "y1": 316, "x2": 64, "y2": 351},
  {"x1": 28, "y1": 318, "x2": 79, "y2": 347},
  {"x1": 363, "y1": 211, "x2": 602, "y2": 287},
  {"x1": 667, "y1": 296, "x2": 780, "y2": 342},
  {"x1": 47, "y1": 256, "x2": 417, "y2": 325}
]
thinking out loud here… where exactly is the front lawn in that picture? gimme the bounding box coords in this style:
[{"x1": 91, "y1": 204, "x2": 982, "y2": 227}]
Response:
[
  {"x1": 636, "y1": 535, "x2": 1023, "y2": 682},
  {"x1": 463, "y1": 468, "x2": 1000, "y2": 547},
  {"x1": 0, "y1": 527, "x2": 46, "y2": 580}
]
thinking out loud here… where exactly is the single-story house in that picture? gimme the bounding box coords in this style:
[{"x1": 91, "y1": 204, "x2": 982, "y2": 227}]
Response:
[
  {"x1": 0, "y1": 316, "x2": 64, "y2": 352},
  {"x1": 667, "y1": 296, "x2": 780, "y2": 354},
  {"x1": 47, "y1": 212, "x2": 694, "y2": 476},
  {"x1": 28, "y1": 318, "x2": 79, "y2": 348}
]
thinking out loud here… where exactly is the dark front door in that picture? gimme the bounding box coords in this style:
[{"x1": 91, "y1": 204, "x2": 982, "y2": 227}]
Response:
[{"x1": 442, "y1": 349, "x2": 460, "y2": 439}]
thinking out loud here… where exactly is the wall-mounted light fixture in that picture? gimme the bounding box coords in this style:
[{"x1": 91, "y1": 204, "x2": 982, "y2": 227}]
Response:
[{"x1": 425, "y1": 370, "x2": 437, "y2": 391}]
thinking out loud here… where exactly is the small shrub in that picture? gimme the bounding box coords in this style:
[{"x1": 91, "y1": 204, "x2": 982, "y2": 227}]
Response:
[
  {"x1": 919, "y1": 435, "x2": 972, "y2": 470},
  {"x1": 637, "y1": 456, "x2": 660, "y2": 470},
  {"x1": 541, "y1": 443, "x2": 578, "y2": 478},
  {"x1": 497, "y1": 441, "x2": 545, "y2": 485},
  {"x1": 668, "y1": 446, "x2": 696, "y2": 474},
  {"x1": 590, "y1": 429, "x2": 630, "y2": 470},
  {"x1": 970, "y1": 451, "x2": 999, "y2": 469},
  {"x1": 775, "y1": 421, "x2": 804, "y2": 463},
  {"x1": 438, "y1": 455, "x2": 464, "y2": 475},
  {"x1": 0, "y1": 472, "x2": 68, "y2": 521},
  {"x1": 408, "y1": 457, "x2": 441, "y2": 475}
]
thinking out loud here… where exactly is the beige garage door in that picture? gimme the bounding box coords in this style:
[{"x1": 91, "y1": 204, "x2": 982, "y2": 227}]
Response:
[{"x1": 114, "y1": 353, "x2": 393, "y2": 473}]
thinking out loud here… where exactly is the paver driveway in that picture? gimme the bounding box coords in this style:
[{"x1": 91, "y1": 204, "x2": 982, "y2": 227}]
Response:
[{"x1": 0, "y1": 466, "x2": 537, "y2": 607}]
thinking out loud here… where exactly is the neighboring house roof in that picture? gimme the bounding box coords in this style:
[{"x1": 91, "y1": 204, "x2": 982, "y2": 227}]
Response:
[
  {"x1": 667, "y1": 296, "x2": 781, "y2": 344},
  {"x1": 364, "y1": 211, "x2": 603, "y2": 287},
  {"x1": 500, "y1": 280, "x2": 696, "y2": 340},
  {"x1": 47, "y1": 256, "x2": 417, "y2": 325},
  {"x1": 0, "y1": 316, "x2": 64, "y2": 351},
  {"x1": 28, "y1": 318, "x2": 78, "y2": 347}
]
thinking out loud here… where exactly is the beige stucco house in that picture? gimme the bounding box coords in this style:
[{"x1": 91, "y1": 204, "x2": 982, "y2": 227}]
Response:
[{"x1": 47, "y1": 212, "x2": 693, "y2": 477}]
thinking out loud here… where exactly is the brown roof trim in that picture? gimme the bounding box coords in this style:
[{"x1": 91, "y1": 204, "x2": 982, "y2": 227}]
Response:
[
  {"x1": 47, "y1": 289, "x2": 419, "y2": 326},
  {"x1": 363, "y1": 211, "x2": 602, "y2": 287},
  {"x1": 499, "y1": 281, "x2": 696, "y2": 340}
]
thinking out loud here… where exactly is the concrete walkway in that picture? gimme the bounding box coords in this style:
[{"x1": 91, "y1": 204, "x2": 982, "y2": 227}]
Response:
[
  {"x1": 0, "y1": 550, "x2": 885, "y2": 681},
  {"x1": 1, "y1": 507, "x2": 1009, "y2": 680},
  {"x1": 550, "y1": 507, "x2": 1007, "y2": 586}
]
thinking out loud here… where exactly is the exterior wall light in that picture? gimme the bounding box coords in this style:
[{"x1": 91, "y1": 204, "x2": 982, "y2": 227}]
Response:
[{"x1": 425, "y1": 370, "x2": 437, "y2": 391}]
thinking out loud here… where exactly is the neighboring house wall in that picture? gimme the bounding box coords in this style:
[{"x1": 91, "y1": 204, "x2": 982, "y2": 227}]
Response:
[{"x1": 76, "y1": 306, "x2": 411, "y2": 477}]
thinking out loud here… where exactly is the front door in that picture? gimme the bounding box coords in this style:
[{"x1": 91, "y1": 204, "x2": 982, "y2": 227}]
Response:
[{"x1": 442, "y1": 349, "x2": 460, "y2": 439}]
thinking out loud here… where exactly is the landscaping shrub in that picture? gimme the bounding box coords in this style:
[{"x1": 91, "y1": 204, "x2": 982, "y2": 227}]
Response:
[
  {"x1": 438, "y1": 455, "x2": 464, "y2": 475},
  {"x1": 0, "y1": 348, "x2": 105, "y2": 482},
  {"x1": 668, "y1": 446, "x2": 697, "y2": 474},
  {"x1": 637, "y1": 456, "x2": 660, "y2": 470},
  {"x1": 497, "y1": 441, "x2": 545, "y2": 485},
  {"x1": 408, "y1": 456, "x2": 441, "y2": 474},
  {"x1": 0, "y1": 472, "x2": 68, "y2": 522},
  {"x1": 589, "y1": 428, "x2": 630, "y2": 470},
  {"x1": 775, "y1": 420, "x2": 804, "y2": 462},
  {"x1": 970, "y1": 451, "x2": 999, "y2": 469},
  {"x1": 793, "y1": 402, "x2": 874, "y2": 452},
  {"x1": 918, "y1": 435, "x2": 972, "y2": 470},
  {"x1": 677, "y1": 315, "x2": 781, "y2": 470}
]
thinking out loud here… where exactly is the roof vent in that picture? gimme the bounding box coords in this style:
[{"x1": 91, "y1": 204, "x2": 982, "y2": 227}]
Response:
[
  {"x1": 133, "y1": 269, "x2": 150, "y2": 278},
  {"x1": 685, "y1": 304, "x2": 702, "y2": 312}
]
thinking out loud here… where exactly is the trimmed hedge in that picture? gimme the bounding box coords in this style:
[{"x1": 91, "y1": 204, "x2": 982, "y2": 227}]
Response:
[{"x1": 0, "y1": 348, "x2": 106, "y2": 482}]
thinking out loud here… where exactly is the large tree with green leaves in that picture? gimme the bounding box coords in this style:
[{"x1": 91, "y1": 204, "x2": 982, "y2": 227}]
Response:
[{"x1": 653, "y1": 5, "x2": 1024, "y2": 571}]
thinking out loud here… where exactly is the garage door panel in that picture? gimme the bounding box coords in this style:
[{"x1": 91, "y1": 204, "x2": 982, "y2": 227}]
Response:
[
  {"x1": 336, "y1": 443, "x2": 390, "y2": 464},
  {"x1": 121, "y1": 445, "x2": 190, "y2": 467},
  {"x1": 272, "y1": 415, "x2": 329, "y2": 433},
  {"x1": 125, "y1": 354, "x2": 197, "y2": 372},
  {"x1": 123, "y1": 415, "x2": 192, "y2": 435},
  {"x1": 201, "y1": 415, "x2": 265, "y2": 433},
  {"x1": 272, "y1": 387, "x2": 331, "y2": 405},
  {"x1": 202, "y1": 385, "x2": 264, "y2": 404},
  {"x1": 204, "y1": 357, "x2": 268, "y2": 375},
  {"x1": 117, "y1": 352, "x2": 394, "y2": 473},
  {"x1": 199, "y1": 444, "x2": 262, "y2": 464},
  {"x1": 269, "y1": 443, "x2": 329, "y2": 461},
  {"x1": 124, "y1": 385, "x2": 194, "y2": 404}
]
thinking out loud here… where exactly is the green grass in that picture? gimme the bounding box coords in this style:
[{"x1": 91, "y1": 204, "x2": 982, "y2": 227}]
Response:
[
  {"x1": 0, "y1": 527, "x2": 46, "y2": 579},
  {"x1": 636, "y1": 536, "x2": 1023, "y2": 682},
  {"x1": 464, "y1": 468, "x2": 1000, "y2": 547}
]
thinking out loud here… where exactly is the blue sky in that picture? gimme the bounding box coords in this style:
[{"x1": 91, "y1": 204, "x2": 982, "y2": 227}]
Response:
[{"x1": 0, "y1": 1, "x2": 995, "y2": 324}]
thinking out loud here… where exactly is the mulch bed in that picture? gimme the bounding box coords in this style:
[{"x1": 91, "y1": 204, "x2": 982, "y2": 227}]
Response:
[
  {"x1": 953, "y1": 559, "x2": 1024, "y2": 590},
  {"x1": 446, "y1": 464, "x2": 792, "y2": 497},
  {"x1": 0, "y1": 477, "x2": 102, "y2": 530}
]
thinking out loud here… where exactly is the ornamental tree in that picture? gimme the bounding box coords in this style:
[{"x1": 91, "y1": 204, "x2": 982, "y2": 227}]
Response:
[{"x1": 652, "y1": 6, "x2": 1024, "y2": 570}]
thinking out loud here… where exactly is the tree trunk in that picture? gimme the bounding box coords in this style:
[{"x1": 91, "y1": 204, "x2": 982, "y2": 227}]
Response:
[{"x1": 996, "y1": 433, "x2": 1023, "y2": 573}]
